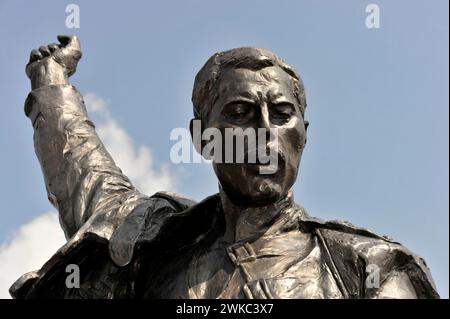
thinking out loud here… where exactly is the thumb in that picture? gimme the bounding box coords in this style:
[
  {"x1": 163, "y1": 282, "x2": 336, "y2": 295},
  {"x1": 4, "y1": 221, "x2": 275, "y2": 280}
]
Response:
[{"x1": 57, "y1": 35, "x2": 81, "y2": 51}]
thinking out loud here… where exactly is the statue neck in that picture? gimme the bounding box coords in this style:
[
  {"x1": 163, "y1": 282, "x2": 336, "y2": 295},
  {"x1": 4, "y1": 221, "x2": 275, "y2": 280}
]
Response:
[{"x1": 219, "y1": 188, "x2": 295, "y2": 243}]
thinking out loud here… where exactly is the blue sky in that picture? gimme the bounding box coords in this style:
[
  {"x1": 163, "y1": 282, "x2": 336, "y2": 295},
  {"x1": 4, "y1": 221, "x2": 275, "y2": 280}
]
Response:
[{"x1": 0, "y1": 0, "x2": 448, "y2": 298}]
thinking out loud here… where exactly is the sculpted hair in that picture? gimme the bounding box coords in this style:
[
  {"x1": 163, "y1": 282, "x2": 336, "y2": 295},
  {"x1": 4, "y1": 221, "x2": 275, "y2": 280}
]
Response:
[{"x1": 192, "y1": 47, "x2": 307, "y2": 121}]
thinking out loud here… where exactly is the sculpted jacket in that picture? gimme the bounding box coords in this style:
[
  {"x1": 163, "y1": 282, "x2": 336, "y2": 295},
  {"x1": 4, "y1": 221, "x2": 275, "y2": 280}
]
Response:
[{"x1": 10, "y1": 84, "x2": 440, "y2": 299}]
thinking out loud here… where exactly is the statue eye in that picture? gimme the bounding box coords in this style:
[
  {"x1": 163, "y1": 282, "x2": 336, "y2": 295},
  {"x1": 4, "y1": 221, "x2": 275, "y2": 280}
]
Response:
[
  {"x1": 223, "y1": 102, "x2": 254, "y2": 121},
  {"x1": 270, "y1": 103, "x2": 295, "y2": 122}
]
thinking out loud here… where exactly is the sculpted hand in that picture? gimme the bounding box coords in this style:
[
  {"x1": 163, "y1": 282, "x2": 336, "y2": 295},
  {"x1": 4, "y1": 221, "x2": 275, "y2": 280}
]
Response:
[{"x1": 26, "y1": 35, "x2": 82, "y2": 90}]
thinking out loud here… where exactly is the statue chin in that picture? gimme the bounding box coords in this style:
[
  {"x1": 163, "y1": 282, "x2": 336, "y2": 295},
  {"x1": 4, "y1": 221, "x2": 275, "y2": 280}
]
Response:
[{"x1": 214, "y1": 161, "x2": 294, "y2": 208}]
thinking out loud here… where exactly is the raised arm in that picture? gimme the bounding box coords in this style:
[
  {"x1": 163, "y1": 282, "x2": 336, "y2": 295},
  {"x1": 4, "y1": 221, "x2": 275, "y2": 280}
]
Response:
[{"x1": 25, "y1": 35, "x2": 145, "y2": 238}]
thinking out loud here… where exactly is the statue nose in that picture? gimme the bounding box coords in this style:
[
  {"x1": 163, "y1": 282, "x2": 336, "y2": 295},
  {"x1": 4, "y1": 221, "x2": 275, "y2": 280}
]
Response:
[
  {"x1": 259, "y1": 103, "x2": 271, "y2": 130},
  {"x1": 258, "y1": 103, "x2": 276, "y2": 146}
]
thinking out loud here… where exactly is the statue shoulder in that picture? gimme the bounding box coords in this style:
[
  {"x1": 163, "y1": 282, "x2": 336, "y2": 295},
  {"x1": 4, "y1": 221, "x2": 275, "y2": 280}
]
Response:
[
  {"x1": 10, "y1": 192, "x2": 198, "y2": 298},
  {"x1": 300, "y1": 213, "x2": 439, "y2": 298}
]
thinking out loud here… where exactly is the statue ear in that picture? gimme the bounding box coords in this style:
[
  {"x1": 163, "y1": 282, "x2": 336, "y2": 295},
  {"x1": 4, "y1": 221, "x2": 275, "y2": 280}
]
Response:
[
  {"x1": 189, "y1": 118, "x2": 221, "y2": 161},
  {"x1": 190, "y1": 118, "x2": 203, "y2": 155},
  {"x1": 304, "y1": 120, "x2": 309, "y2": 145}
]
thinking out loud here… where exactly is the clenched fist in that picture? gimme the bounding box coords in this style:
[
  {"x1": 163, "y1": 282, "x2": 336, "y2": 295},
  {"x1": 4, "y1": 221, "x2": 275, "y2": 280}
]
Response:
[{"x1": 26, "y1": 35, "x2": 82, "y2": 90}]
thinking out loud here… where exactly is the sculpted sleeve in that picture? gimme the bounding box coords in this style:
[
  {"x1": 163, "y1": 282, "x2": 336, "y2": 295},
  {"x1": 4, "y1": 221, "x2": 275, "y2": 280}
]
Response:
[
  {"x1": 11, "y1": 85, "x2": 200, "y2": 298},
  {"x1": 24, "y1": 84, "x2": 145, "y2": 238}
]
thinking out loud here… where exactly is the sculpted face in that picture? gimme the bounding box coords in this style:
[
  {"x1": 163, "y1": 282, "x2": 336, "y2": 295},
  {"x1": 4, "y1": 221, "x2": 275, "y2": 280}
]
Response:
[{"x1": 200, "y1": 66, "x2": 307, "y2": 207}]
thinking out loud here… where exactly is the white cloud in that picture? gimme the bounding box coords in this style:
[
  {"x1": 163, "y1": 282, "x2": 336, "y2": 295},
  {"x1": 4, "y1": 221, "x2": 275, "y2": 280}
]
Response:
[
  {"x1": 0, "y1": 213, "x2": 64, "y2": 298},
  {"x1": 84, "y1": 93, "x2": 177, "y2": 195},
  {"x1": 0, "y1": 93, "x2": 177, "y2": 298}
]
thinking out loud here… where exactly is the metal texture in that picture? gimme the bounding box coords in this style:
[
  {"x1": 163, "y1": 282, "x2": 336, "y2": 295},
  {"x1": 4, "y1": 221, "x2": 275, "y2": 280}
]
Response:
[{"x1": 10, "y1": 36, "x2": 439, "y2": 299}]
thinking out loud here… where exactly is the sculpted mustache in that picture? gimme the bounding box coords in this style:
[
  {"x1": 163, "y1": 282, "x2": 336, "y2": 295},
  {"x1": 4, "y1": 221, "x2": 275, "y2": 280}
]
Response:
[{"x1": 240, "y1": 146, "x2": 285, "y2": 164}]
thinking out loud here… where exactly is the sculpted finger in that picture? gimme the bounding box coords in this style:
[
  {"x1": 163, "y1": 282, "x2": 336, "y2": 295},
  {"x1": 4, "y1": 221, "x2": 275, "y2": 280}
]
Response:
[
  {"x1": 57, "y1": 35, "x2": 71, "y2": 46},
  {"x1": 39, "y1": 46, "x2": 51, "y2": 57},
  {"x1": 48, "y1": 43, "x2": 59, "y2": 53},
  {"x1": 57, "y1": 35, "x2": 81, "y2": 51},
  {"x1": 29, "y1": 49, "x2": 42, "y2": 63}
]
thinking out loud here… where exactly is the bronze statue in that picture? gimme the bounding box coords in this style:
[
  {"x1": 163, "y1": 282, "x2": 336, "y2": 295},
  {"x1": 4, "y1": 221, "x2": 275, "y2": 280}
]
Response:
[{"x1": 10, "y1": 35, "x2": 439, "y2": 299}]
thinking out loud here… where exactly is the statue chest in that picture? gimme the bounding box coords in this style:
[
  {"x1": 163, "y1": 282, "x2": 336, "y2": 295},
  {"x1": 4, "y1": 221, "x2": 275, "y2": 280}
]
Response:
[{"x1": 144, "y1": 230, "x2": 343, "y2": 299}]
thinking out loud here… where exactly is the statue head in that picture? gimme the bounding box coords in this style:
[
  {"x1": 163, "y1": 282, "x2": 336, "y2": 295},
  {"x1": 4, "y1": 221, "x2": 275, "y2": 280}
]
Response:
[{"x1": 191, "y1": 47, "x2": 308, "y2": 207}]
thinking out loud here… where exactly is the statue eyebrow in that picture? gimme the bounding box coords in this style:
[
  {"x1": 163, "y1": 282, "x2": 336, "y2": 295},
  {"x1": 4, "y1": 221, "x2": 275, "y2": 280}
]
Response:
[
  {"x1": 268, "y1": 92, "x2": 284, "y2": 100},
  {"x1": 223, "y1": 99, "x2": 257, "y2": 109},
  {"x1": 222, "y1": 91, "x2": 258, "y2": 105},
  {"x1": 267, "y1": 92, "x2": 296, "y2": 107},
  {"x1": 236, "y1": 91, "x2": 257, "y2": 100}
]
